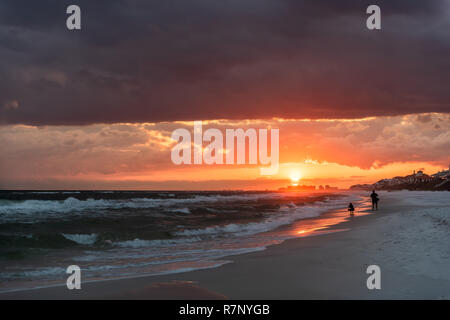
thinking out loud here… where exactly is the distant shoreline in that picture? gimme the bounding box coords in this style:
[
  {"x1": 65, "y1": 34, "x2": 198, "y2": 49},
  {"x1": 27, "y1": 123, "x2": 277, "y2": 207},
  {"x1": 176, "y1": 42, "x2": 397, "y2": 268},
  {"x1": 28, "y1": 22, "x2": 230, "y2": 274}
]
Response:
[{"x1": 351, "y1": 168, "x2": 450, "y2": 191}]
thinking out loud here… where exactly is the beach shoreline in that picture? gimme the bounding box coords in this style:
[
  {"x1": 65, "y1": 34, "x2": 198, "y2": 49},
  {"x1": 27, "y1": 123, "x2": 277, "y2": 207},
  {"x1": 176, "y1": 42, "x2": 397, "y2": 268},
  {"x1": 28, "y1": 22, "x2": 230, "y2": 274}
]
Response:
[{"x1": 1, "y1": 191, "x2": 449, "y2": 300}]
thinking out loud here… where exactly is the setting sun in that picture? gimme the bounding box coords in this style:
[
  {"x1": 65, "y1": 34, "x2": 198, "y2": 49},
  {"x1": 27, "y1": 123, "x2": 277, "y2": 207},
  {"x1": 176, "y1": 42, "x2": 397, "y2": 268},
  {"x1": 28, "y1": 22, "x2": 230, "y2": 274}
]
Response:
[{"x1": 290, "y1": 170, "x2": 302, "y2": 186}]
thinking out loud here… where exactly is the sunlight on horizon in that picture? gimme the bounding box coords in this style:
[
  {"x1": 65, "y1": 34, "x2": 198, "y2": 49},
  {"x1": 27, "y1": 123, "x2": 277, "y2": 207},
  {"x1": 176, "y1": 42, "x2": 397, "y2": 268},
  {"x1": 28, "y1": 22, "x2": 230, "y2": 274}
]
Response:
[{"x1": 289, "y1": 170, "x2": 302, "y2": 186}]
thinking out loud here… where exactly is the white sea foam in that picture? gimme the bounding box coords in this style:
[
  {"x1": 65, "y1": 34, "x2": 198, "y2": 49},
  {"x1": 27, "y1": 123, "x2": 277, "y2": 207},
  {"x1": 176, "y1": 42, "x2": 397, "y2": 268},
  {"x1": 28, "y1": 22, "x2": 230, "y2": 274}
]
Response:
[
  {"x1": 0, "y1": 197, "x2": 117, "y2": 215},
  {"x1": 171, "y1": 207, "x2": 191, "y2": 214},
  {"x1": 0, "y1": 192, "x2": 325, "y2": 224},
  {"x1": 174, "y1": 200, "x2": 348, "y2": 238},
  {"x1": 61, "y1": 233, "x2": 98, "y2": 245},
  {"x1": 0, "y1": 267, "x2": 66, "y2": 280},
  {"x1": 115, "y1": 237, "x2": 201, "y2": 248},
  {"x1": 0, "y1": 193, "x2": 285, "y2": 216}
]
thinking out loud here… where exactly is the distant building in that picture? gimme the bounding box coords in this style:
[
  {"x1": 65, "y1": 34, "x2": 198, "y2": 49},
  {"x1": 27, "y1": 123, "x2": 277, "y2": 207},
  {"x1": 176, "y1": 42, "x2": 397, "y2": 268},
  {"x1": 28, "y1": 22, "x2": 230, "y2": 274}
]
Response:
[
  {"x1": 350, "y1": 166, "x2": 450, "y2": 191},
  {"x1": 432, "y1": 165, "x2": 450, "y2": 180},
  {"x1": 279, "y1": 184, "x2": 338, "y2": 192},
  {"x1": 278, "y1": 184, "x2": 316, "y2": 192}
]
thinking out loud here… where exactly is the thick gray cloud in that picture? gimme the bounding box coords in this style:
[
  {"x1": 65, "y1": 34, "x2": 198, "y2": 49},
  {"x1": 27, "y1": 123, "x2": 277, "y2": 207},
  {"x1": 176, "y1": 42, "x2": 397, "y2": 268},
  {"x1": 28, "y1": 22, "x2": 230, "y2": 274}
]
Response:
[{"x1": 0, "y1": 0, "x2": 449, "y2": 125}]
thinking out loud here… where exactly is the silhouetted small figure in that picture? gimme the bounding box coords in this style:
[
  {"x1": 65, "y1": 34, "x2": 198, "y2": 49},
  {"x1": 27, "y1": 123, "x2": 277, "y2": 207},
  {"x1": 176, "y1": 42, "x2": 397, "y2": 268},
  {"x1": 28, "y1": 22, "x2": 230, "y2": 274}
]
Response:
[
  {"x1": 370, "y1": 190, "x2": 379, "y2": 211},
  {"x1": 348, "y1": 202, "x2": 355, "y2": 216}
]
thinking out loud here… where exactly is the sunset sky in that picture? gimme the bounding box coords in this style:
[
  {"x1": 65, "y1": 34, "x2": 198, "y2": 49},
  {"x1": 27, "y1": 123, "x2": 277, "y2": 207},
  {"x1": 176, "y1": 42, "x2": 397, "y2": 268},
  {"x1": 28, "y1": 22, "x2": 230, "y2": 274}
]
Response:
[
  {"x1": 1, "y1": 1, "x2": 449, "y2": 190},
  {"x1": 1, "y1": 114, "x2": 448, "y2": 190}
]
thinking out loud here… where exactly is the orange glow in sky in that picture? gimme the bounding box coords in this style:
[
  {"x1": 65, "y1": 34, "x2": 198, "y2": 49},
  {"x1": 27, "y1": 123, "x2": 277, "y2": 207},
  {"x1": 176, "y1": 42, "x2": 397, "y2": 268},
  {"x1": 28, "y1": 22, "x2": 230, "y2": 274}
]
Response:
[{"x1": 0, "y1": 113, "x2": 448, "y2": 190}]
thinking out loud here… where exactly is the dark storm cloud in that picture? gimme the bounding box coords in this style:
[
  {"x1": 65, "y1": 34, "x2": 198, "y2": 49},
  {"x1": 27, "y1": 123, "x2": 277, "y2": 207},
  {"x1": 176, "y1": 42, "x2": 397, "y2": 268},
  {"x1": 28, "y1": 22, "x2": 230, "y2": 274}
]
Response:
[{"x1": 0, "y1": 0, "x2": 449, "y2": 125}]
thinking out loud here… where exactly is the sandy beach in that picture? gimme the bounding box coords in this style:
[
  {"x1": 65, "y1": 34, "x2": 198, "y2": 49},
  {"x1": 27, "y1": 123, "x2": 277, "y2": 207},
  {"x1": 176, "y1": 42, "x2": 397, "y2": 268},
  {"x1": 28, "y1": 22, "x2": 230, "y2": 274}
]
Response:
[{"x1": 1, "y1": 191, "x2": 448, "y2": 300}]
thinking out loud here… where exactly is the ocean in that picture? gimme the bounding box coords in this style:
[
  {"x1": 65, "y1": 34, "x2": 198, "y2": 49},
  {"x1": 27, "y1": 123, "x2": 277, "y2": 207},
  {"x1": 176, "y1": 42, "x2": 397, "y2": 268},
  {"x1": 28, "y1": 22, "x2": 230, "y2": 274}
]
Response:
[{"x1": 0, "y1": 190, "x2": 369, "y2": 292}]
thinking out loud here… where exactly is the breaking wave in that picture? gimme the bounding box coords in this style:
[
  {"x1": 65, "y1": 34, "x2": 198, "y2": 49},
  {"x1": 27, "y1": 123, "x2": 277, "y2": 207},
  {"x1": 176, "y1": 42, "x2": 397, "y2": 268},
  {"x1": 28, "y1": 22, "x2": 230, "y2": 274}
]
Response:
[{"x1": 61, "y1": 233, "x2": 98, "y2": 245}]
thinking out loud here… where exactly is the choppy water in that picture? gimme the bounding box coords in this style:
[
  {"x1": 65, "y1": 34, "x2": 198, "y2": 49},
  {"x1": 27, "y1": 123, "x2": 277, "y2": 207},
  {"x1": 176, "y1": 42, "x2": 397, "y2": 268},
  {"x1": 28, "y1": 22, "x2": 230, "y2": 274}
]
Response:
[{"x1": 0, "y1": 190, "x2": 367, "y2": 291}]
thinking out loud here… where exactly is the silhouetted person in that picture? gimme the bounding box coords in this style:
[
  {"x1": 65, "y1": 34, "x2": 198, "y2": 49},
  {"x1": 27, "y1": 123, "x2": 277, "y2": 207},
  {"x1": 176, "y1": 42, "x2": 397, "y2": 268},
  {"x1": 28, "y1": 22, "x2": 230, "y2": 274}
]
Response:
[
  {"x1": 348, "y1": 202, "x2": 355, "y2": 216},
  {"x1": 370, "y1": 190, "x2": 379, "y2": 211}
]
